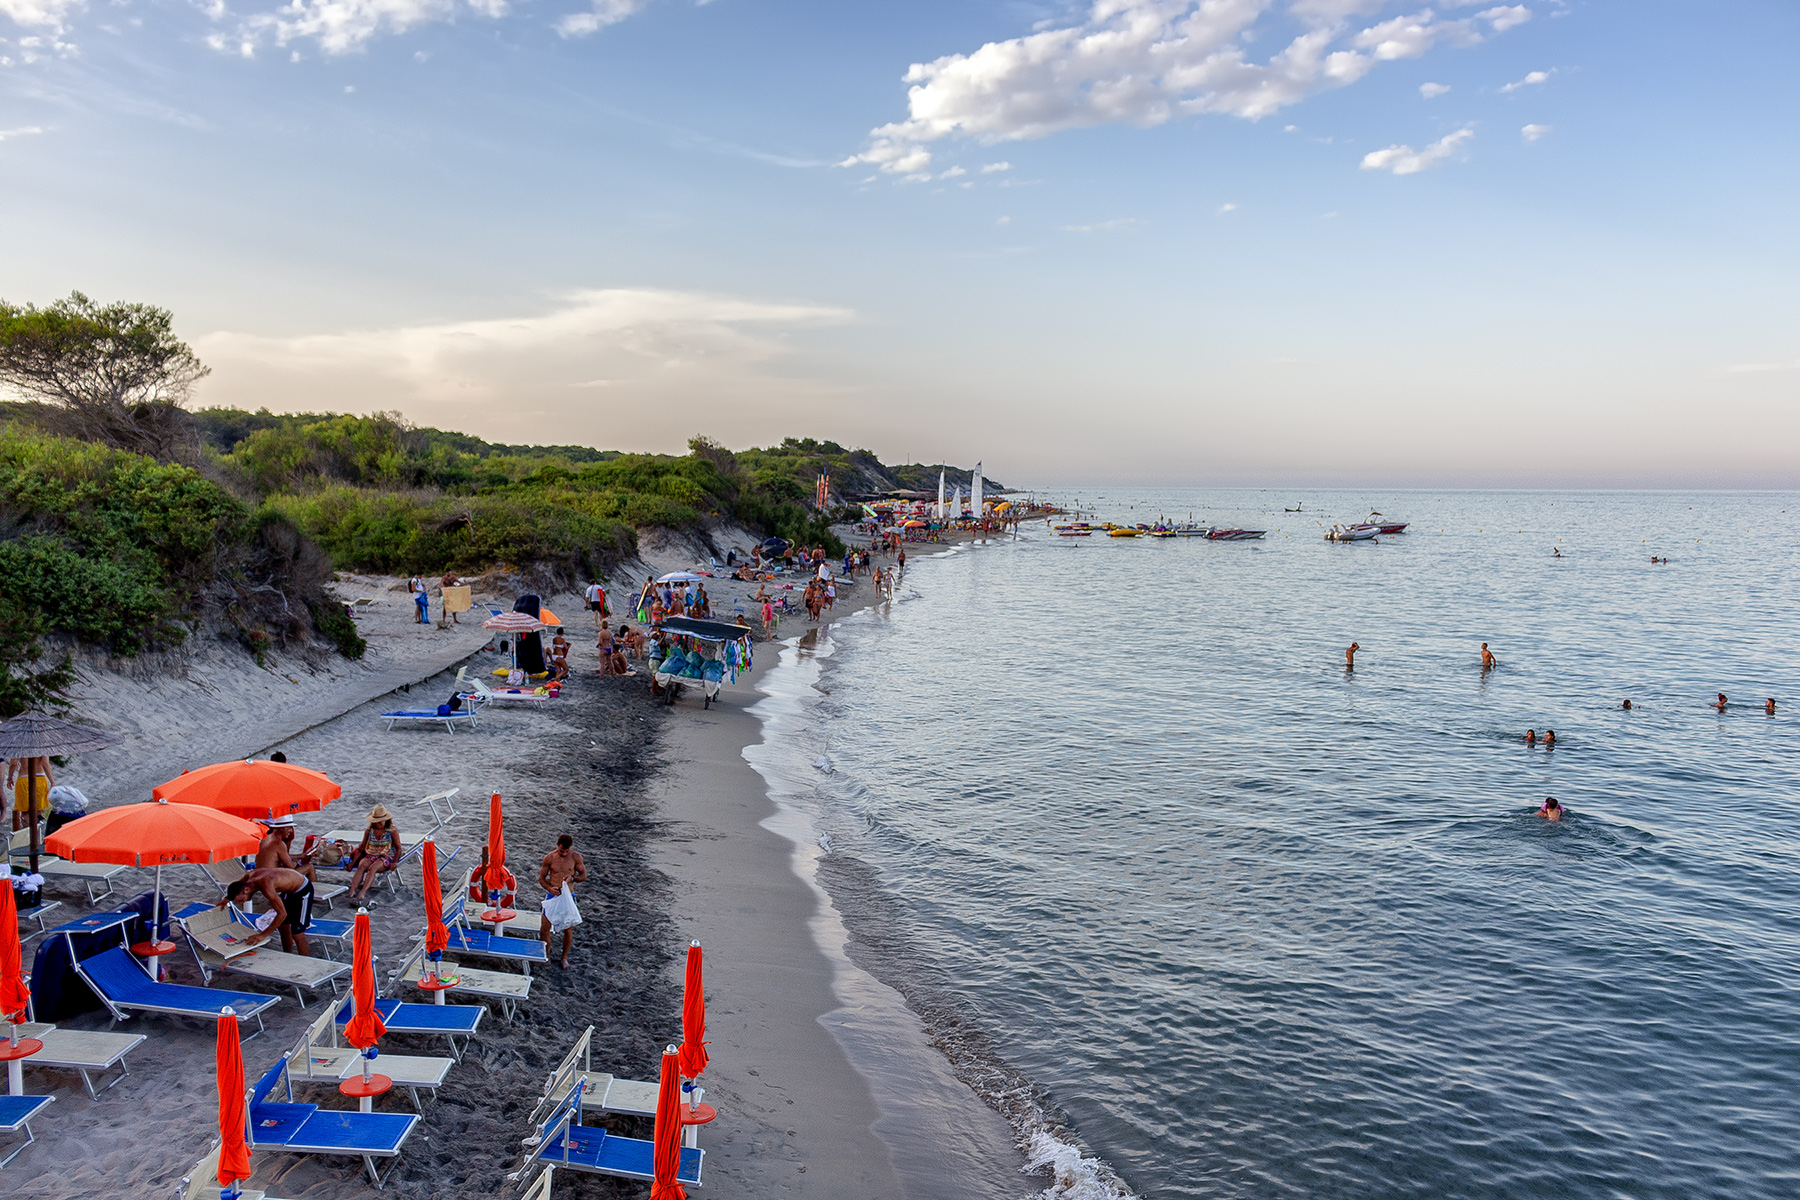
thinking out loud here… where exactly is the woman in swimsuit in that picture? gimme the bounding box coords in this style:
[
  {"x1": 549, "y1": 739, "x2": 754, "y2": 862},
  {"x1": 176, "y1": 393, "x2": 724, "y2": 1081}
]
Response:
[{"x1": 348, "y1": 806, "x2": 404, "y2": 904}]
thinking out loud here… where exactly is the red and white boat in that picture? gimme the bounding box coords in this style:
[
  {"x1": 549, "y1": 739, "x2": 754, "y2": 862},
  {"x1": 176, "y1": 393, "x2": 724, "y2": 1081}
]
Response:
[
  {"x1": 1207, "y1": 527, "x2": 1265, "y2": 541},
  {"x1": 1364, "y1": 512, "x2": 1408, "y2": 534}
]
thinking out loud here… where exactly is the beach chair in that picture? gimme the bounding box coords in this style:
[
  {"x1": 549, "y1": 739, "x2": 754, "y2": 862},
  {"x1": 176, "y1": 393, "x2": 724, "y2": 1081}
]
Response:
[
  {"x1": 513, "y1": 1078, "x2": 701, "y2": 1190},
  {"x1": 11, "y1": 1021, "x2": 146, "y2": 1100},
  {"x1": 284, "y1": 1008, "x2": 453, "y2": 1113},
  {"x1": 390, "y1": 942, "x2": 530, "y2": 1022},
  {"x1": 173, "y1": 1143, "x2": 290, "y2": 1200},
  {"x1": 531, "y1": 1026, "x2": 658, "y2": 1125},
  {"x1": 71, "y1": 946, "x2": 279, "y2": 1038},
  {"x1": 455, "y1": 667, "x2": 551, "y2": 706},
  {"x1": 247, "y1": 1057, "x2": 419, "y2": 1188},
  {"x1": 202, "y1": 856, "x2": 348, "y2": 910},
  {"x1": 10, "y1": 829, "x2": 127, "y2": 903},
  {"x1": 176, "y1": 904, "x2": 350, "y2": 1007},
  {"x1": 0, "y1": 1093, "x2": 54, "y2": 1167},
  {"x1": 15, "y1": 898, "x2": 62, "y2": 939},
  {"x1": 411, "y1": 788, "x2": 463, "y2": 830},
  {"x1": 319, "y1": 831, "x2": 449, "y2": 899},
  {"x1": 330, "y1": 992, "x2": 483, "y2": 1061},
  {"x1": 380, "y1": 708, "x2": 477, "y2": 733},
  {"x1": 442, "y1": 891, "x2": 549, "y2": 974}
]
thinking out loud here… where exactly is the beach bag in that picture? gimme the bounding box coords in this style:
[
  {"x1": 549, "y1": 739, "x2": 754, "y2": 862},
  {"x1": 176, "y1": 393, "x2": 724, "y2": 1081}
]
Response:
[
  {"x1": 542, "y1": 883, "x2": 583, "y2": 934},
  {"x1": 702, "y1": 661, "x2": 724, "y2": 682}
]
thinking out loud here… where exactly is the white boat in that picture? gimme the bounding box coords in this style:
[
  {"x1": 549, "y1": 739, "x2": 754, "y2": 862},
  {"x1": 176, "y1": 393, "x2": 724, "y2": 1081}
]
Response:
[{"x1": 1325, "y1": 524, "x2": 1379, "y2": 542}]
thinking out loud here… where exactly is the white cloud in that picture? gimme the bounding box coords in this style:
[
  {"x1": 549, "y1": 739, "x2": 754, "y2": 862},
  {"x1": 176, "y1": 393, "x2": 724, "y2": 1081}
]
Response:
[
  {"x1": 1500, "y1": 68, "x2": 1550, "y2": 92},
  {"x1": 1419, "y1": 81, "x2": 1451, "y2": 98},
  {"x1": 1360, "y1": 125, "x2": 1474, "y2": 174},
  {"x1": 980, "y1": 161, "x2": 1012, "y2": 173},
  {"x1": 1726, "y1": 359, "x2": 1800, "y2": 374},
  {"x1": 0, "y1": 0, "x2": 83, "y2": 30},
  {"x1": 1218, "y1": 202, "x2": 1239, "y2": 213},
  {"x1": 196, "y1": 288, "x2": 853, "y2": 415},
  {"x1": 1061, "y1": 218, "x2": 1144, "y2": 233},
  {"x1": 0, "y1": 125, "x2": 45, "y2": 140},
  {"x1": 996, "y1": 215, "x2": 1012, "y2": 225},
  {"x1": 1520, "y1": 122, "x2": 1550, "y2": 142},
  {"x1": 939, "y1": 165, "x2": 966, "y2": 178},
  {"x1": 1479, "y1": 4, "x2": 1532, "y2": 32},
  {"x1": 208, "y1": 0, "x2": 648, "y2": 54},
  {"x1": 843, "y1": 1, "x2": 1530, "y2": 174},
  {"x1": 557, "y1": 0, "x2": 648, "y2": 39}
]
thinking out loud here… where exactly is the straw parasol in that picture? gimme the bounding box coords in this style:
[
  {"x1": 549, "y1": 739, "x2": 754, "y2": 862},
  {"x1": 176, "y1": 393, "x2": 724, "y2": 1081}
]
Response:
[
  {"x1": 482, "y1": 792, "x2": 516, "y2": 921},
  {"x1": 678, "y1": 941, "x2": 708, "y2": 1079},
  {"x1": 650, "y1": 1045, "x2": 687, "y2": 1200},
  {"x1": 46, "y1": 799, "x2": 263, "y2": 954},
  {"x1": 155, "y1": 759, "x2": 341, "y2": 821},
  {"x1": 0, "y1": 711, "x2": 122, "y2": 874},
  {"x1": 216, "y1": 1006, "x2": 252, "y2": 1198}
]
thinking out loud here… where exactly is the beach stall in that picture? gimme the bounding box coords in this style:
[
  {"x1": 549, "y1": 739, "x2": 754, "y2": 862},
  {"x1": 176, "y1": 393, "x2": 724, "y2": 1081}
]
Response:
[{"x1": 651, "y1": 617, "x2": 755, "y2": 709}]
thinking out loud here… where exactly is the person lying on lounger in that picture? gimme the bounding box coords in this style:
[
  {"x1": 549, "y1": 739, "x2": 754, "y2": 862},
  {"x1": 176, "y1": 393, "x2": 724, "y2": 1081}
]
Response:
[{"x1": 222, "y1": 865, "x2": 314, "y2": 956}]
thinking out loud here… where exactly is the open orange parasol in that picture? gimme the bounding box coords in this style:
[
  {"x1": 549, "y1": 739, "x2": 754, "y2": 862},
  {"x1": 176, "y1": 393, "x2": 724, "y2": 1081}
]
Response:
[
  {"x1": 650, "y1": 1045, "x2": 686, "y2": 1200},
  {"x1": 678, "y1": 941, "x2": 708, "y2": 1079},
  {"x1": 216, "y1": 1006, "x2": 252, "y2": 1192},
  {"x1": 155, "y1": 758, "x2": 342, "y2": 821},
  {"x1": 47, "y1": 799, "x2": 264, "y2": 954},
  {"x1": 482, "y1": 793, "x2": 515, "y2": 921}
]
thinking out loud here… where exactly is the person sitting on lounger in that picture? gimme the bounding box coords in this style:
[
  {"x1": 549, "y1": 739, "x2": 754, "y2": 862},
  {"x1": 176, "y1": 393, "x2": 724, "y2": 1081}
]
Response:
[
  {"x1": 223, "y1": 865, "x2": 314, "y2": 955},
  {"x1": 348, "y1": 806, "x2": 404, "y2": 905},
  {"x1": 257, "y1": 815, "x2": 317, "y2": 884}
]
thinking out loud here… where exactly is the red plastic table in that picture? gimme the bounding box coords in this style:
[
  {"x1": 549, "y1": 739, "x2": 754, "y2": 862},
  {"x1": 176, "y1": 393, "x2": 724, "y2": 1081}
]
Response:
[
  {"x1": 678, "y1": 1101, "x2": 716, "y2": 1148},
  {"x1": 131, "y1": 939, "x2": 178, "y2": 981},
  {"x1": 0, "y1": 1037, "x2": 43, "y2": 1097},
  {"x1": 339, "y1": 1072, "x2": 393, "y2": 1113},
  {"x1": 416, "y1": 972, "x2": 460, "y2": 1004}
]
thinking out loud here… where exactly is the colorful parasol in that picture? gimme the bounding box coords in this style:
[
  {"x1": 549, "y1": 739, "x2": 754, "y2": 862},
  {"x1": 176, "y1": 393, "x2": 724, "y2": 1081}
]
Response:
[
  {"x1": 482, "y1": 792, "x2": 516, "y2": 921},
  {"x1": 155, "y1": 759, "x2": 341, "y2": 821}
]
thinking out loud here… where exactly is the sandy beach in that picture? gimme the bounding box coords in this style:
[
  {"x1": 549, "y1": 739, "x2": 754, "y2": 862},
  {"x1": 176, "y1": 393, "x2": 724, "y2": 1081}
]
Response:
[{"x1": 8, "y1": 538, "x2": 1034, "y2": 1199}]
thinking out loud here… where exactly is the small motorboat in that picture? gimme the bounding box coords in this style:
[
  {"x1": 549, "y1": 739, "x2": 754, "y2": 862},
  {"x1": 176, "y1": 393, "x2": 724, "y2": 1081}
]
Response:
[
  {"x1": 1325, "y1": 524, "x2": 1379, "y2": 542},
  {"x1": 1365, "y1": 511, "x2": 1408, "y2": 534},
  {"x1": 1207, "y1": 527, "x2": 1265, "y2": 541}
]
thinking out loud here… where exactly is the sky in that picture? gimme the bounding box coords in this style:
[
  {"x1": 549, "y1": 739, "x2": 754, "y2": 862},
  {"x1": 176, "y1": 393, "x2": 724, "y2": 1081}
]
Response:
[{"x1": 2, "y1": 0, "x2": 1797, "y2": 487}]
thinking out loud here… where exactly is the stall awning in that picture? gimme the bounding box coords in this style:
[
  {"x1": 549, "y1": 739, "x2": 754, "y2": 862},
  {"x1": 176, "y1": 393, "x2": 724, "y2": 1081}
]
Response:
[{"x1": 660, "y1": 616, "x2": 755, "y2": 643}]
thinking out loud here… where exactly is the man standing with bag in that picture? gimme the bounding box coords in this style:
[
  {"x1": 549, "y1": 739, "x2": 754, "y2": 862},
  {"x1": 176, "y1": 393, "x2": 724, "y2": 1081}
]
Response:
[{"x1": 538, "y1": 833, "x2": 588, "y2": 969}]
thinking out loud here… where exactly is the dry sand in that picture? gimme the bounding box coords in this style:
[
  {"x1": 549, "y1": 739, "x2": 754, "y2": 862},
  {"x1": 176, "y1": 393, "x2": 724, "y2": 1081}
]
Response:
[{"x1": 10, "y1": 536, "x2": 1035, "y2": 1199}]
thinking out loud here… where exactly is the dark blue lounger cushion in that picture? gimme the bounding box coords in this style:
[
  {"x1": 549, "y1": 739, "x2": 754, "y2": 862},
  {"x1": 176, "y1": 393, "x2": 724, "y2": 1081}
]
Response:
[
  {"x1": 287, "y1": 1110, "x2": 418, "y2": 1155},
  {"x1": 542, "y1": 1125, "x2": 702, "y2": 1184},
  {"x1": 81, "y1": 948, "x2": 276, "y2": 1016},
  {"x1": 0, "y1": 1095, "x2": 54, "y2": 1131}
]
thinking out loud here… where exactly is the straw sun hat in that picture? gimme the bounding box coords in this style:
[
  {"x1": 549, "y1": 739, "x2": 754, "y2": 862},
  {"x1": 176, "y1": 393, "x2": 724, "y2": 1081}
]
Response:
[{"x1": 367, "y1": 804, "x2": 394, "y2": 824}]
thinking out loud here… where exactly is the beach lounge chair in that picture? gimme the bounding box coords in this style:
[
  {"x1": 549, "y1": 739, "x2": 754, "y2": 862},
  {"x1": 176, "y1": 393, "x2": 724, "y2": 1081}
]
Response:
[
  {"x1": 532, "y1": 1025, "x2": 657, "y2": 1124},
  {"x1": 514, "y1": 1078, "x2": 701, "y2": 1190},
  {"x1": 72, "y1": 946, "x2": 279, "y2": 1037},
  {"x1": 319, "y1": 831, "x2": 454, "y2": 901},
  {"x1": 11, "y1": 1021, "x2": 146, "y2": 1099},
  {"x1": 456, "y1": 665, "x2": 551, "y2": 705},
  {"x1": 174, "y1": 1143, "x2": 293, "y2": 1200},
  {"x1": 330, "y1": 992, "x2": 483, "y2": 1061},
  {"x1": 16, "y1": 898, "x2": 62, "y2": 938},
  {"x1": 411, "y1": 788, "x2": 463, "y2": 830},
  {"x1": 439, "y1": 883, "x2": 549, "y2": 974},
  {"x1": 248, "y1": 1057, "x2": 419, "y2": 1188},
  {"x1": 202, "y1": 856, "x2": 348, "y2": 910},
  {"x1": 380, "y1": 707, "x2": 477, "y2": 733},
  {"x1": 9, "y1": 828, "x2": 127, "y2": 903},
  {"x1": 285, "y1": 1008, "x2": 453, "y2": 1113},
  {"x1": 176, "y1": 904, "x2": 350, "y2": 1007},
  {"x1": 0, "y1": 1093, "x2": 54, "y2": 1167},
  {"x1": 391, "y1": 942, "x2": 530, "y2": 1021}
]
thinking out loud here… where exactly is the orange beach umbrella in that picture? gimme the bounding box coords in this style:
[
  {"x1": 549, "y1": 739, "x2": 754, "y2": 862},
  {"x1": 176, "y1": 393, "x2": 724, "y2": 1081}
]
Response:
[
  {"x1": 344, "y1": 910, "x2": 387, "y2": 1052},
  {"x1": 482, "y1": 793, "x2": 515, "y2": 916},
  {"x1": 422, "y1": 840, "x2": 449, "y2": 960},
  {"x1": 677, "y1": 941, "x2": 708, "y2": 1079},
  {"x1": 155, "y1": 758, "x2": 342, "y2": 821},
  {"x1": 47, "y1": 799, "x2": 264, "y2": 951},
  {"x1": 216, "y1": 1006, "x2": 252, "y2": 1190},
  {"x1": 0, "y1": 879, "x2": 29, "y2": 1024},
  {"x1": 650, "y1": 1045, "x2": 686, "y2": 1200}
]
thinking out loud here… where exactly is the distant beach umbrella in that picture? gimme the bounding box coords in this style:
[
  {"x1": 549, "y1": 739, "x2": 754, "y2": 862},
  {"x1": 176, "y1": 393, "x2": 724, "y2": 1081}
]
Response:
[
  {"x1": 0, "y1": 879, "x2": 29, "y2": 1025},
  {"x1": 651, "y1": 1045, "x2": 686, "y2": 1200},
  {"x1": 154, "y1": 758, "x2": 342, "y2": 821},
  {"x1": 536, "y1": 607, "x2": 562, "y2": 627},
  {"x1": 0, "y1": 711, "x2": 122, "y2": 874},
  {"x1": 47, "y1": 799, "x2": 263, "y2": 953},
  {"x1": 482, "y1": 793, "x2": 516, "y2": 920},
  {"x1": 482, "y1": 611, "x2": 544, "y2": 632},
  {"x1": 421, "y1": 839, "x2": 450, "y2": 983},
  {"x1": 215, "y1": 1006, "x2": 252, "y2": 1194},
  {"x1": 678, "y1": 941, "x2": 708, "y2": 1080}
]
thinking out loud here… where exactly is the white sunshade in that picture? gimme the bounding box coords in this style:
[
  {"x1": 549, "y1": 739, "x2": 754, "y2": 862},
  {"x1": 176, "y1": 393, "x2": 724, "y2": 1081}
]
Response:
[
  {"x1": 483, "y1": 611, "x2": 544, "y2": 632},
  {"x1": 656, "y1": 572, "x2": 709, "y2": 583}
]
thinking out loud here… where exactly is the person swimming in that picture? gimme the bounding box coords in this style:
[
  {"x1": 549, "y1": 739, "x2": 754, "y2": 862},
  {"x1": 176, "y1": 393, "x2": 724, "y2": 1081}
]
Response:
[
  {"x1": 1481, "y1": 642, "x2": 1497, "y2": 669},
  {"x1": 1622, "y1": 699, "x2": 1632, "y2": 711},
  {"x1": 1767, "y1": 698, "x2": 1777, "y2": 715},
  {"x1": 1345, "y1": 641, "x2": 1359, "y2": 670},
  {"x1": 1524, "y1": 729, "x2": 1537, "y2": 745},
  {"x1": 1539, "y1": 797, "x2": 1564, "y2": 822},
  {"x1": 1553, "y1": 547, "x2": 1563, "y2": 558},
  {"x1": 1543, "y1": 729, "x2": 1556, "y2": 746},
  {"x1": 1715, "y1": 692, "x2": 1728, "y2": 711}
]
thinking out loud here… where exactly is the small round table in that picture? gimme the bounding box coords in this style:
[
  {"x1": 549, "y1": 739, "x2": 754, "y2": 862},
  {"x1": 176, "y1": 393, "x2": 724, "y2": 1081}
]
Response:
[
  {"x1": 678, "y1": 1102, "x2": 716, "y2": 1149},
  {"x1": 480, "y1": 908, "x2": 517, "y2": 923},
  {"x1": 131, "y1": 940, "x2": 178, "y2": 981},
  {"x1": 339, "y1": 1072, "x2": 393, "y2": 1113},
  {"x1": 0, "y1": 1037, "x2": 43, "y2": 1097},
  {"x1": 416, "y1": 972, "x2": 460, "y2": 1005}
]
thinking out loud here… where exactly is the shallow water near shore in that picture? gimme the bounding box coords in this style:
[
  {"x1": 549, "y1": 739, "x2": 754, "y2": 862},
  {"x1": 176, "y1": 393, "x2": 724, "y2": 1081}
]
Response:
[{"x1": 767, "y1": 489, "x2": 1800, "y2": 1200}]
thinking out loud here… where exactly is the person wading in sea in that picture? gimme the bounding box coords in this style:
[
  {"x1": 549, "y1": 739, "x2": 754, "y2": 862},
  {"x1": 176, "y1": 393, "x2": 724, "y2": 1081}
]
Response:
[
  {"x1": 1539, "y1": 797, "x2": 1565, "y2": 822},
  {"x1": 1481, "y1": 642, "x2": 1497, "y2": 669},
  {"x1": 1345, "y1": 642, "x2": 1359, "y2": 670}
]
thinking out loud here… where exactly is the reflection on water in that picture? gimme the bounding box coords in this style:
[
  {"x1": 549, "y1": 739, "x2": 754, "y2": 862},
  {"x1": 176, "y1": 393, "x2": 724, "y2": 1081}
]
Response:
[{"x1": 783, "y1": 489, "x2": 1800, "y2": 1200}]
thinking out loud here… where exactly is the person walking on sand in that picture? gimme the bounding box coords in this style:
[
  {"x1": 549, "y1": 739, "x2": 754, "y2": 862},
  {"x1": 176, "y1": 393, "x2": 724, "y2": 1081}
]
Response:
[
  {"x1": 440, "y1": 571, "x2": 463, "y2": 623},
  {"x1": 1481, "y1": 643, "x2": 1497, "y2": 669},
  {"x1": 8, "y1": 753, "x2": 53, "y2": 832},
  {"x1": 223, "y1": 865, "x2": 314, "y2": 956},
  {"x1": 1345, "y1": 642, "x2": 1359, "y2": 670},
  {"x1": 585, "y1": 580, "x2": 608, "y2": 628},
  {"x1": 410, "y1": 576, "x2": 431, "y2": 624},
  {"x1": 539, "y1": 834, "x2": 588, "y2": 969},
  {"x1": 897, "y1": 547, "x2": 907, "y2": 574}
]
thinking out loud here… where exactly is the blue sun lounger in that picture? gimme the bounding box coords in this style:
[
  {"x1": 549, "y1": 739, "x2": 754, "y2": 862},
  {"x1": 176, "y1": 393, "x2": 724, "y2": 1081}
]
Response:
[
  {"x1": 380, "y1": 708, "x2": 477, "y2": 733},
  {"x1": 332, "y1": 993, "x2": 484, "y2": 1060},
  {"x1": 248, "y1": 1058, "x2": 419, "y2": 1188},
  {"x1": 0, "y1": 1094, "x2": 54, "y2": 1168},
  {"x1": 443, "y1": 895, "x2": 549, "y2": 973},
  {"x1": 72, "y1": 946, "x2": 279, "y2": 1038},
  {"x1": 514, "y1": 1079, "x2": 702, "y2": 1191}
]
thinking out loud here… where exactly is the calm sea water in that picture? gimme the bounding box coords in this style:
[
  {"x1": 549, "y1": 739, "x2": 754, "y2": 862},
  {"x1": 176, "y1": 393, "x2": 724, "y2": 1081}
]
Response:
[{"x1": 762, "y1": 489, "x2": 1800, "y2": 1200}]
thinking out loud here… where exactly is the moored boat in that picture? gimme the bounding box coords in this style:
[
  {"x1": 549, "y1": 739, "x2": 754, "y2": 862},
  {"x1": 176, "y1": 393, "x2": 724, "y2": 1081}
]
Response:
[
  {"x1": 1326, "y1": 524, "x2": 1379, "y2": 542},
  {"x1": 1206, "y1": 527, "x2": 1265, "y2": 541}
]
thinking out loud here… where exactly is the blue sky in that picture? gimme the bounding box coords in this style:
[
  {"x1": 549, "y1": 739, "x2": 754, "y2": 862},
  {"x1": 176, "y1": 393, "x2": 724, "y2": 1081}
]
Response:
[{"x1": 3, "y1": 1, "x2": 1797, "y2": 486}]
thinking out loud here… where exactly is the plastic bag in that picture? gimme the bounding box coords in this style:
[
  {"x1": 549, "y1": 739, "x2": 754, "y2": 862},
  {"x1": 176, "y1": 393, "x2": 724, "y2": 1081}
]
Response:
[{"x1": 542, "y1": 883, "x2": 582, "y2": 933}]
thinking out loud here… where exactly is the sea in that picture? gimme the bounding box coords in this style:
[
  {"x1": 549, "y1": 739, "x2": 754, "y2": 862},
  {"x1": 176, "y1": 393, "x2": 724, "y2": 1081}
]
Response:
[{"x1": 745, "y1": 488, "x2": 1800, "y2": 1200}]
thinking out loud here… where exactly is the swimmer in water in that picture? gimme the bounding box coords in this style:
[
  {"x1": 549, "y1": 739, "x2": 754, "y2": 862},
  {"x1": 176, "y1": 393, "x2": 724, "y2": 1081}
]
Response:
[
  {"x1": 1544, "y1": 729, "x2": 1556, "y2": 746},
  {"x1": 1622, "y1": 699, "x2": 1632, "y2": 711},
  {"x1": 1481, "y1": 642, "x2": 1497, "y2": 669},
  {"x1": 1524, "y1": 729, "x2": 1537, "y2": 745},
  {"x1": 1539, "y1": 797, "x2": 1564, "y2": 822},
  {"x1": 1553, "y1": 547, "x2": 1562, "y2": 558},
  {"x1": 1346, "y1": 641, "x2": 1359, "y2": 670},
  {"x1": 1715, "y1": 692, "x2": 1728, "y2": 711},
  {"x1": 1767, "y1": 698, "x2": 1777, "y2": 715}
]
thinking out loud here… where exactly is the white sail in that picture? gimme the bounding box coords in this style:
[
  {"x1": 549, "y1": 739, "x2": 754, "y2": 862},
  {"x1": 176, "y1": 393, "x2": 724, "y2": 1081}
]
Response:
[
  {"x1": 952, "y1": 485, "x2": 962, "y2": 517},
  {"x1": 937, "y1": 469, "x2": 945, "y2": 519},
  {"x1": 971, "y1": 462, "x2": 983, "y2": 518}
]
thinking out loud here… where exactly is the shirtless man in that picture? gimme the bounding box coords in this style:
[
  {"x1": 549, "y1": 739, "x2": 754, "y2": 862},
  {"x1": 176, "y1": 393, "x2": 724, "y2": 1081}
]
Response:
[
  {"x1": 538, "y1": 834, "x2": 588, "y2": 969},
  {"x1": 1345, "y1": 641, "x2": 1359, "y2": 670},
  {"x1": 223, "y1": 865, "x2": 313, "y2": 955},
  {"x1": 255, "y1": 815, "x2": 317, "y2": 884},
  {"x1": 1715, "y1": 692, "x2": 1728, "y2": 711},
  {"x1": 1481, "y1": 642, "x2": 1497, "y2": 669}
]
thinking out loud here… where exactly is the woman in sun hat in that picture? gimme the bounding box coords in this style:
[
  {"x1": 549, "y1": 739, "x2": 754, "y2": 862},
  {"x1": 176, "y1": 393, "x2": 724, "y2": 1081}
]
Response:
[{"x1": 347, "y1": 804, "x2": 405, "y2": 905}]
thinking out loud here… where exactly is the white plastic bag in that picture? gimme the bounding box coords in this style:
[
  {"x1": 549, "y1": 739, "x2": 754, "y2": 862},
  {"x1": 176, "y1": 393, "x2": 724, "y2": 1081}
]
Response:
[{"x1": 542, "y1": 883, "x2": 582, "y2": 933}]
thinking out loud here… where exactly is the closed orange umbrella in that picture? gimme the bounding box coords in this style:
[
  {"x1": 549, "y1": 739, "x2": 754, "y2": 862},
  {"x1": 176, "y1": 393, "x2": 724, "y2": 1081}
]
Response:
[
  {"x1": 47, "y1": 799, "x2": 264, "y2": 955},
  {"x1": 482, "y1": 793, "x2": 515, "y2": 920},
  {"x1": 678, "y1": 941, "x2": 708, "y2": 1079},
  {"x1": 155, "y1": 759, "x2": 342, "y2": 821},
  {"x1": 0, "y1": 880, "x2": 27, "y2": 1024},
  {"x1": 216, "y1": 1006, "x2": 252, "y2": 1192},
  {"x1": 420, "y1": 840, "x2": 453, "y2": 993},
  {"x1": 344, "y1": 910, "x2": 387, "y2": 1051},
  {"x1": 650, "y1": 1045, "x2": 686, "y2": 1200}
]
